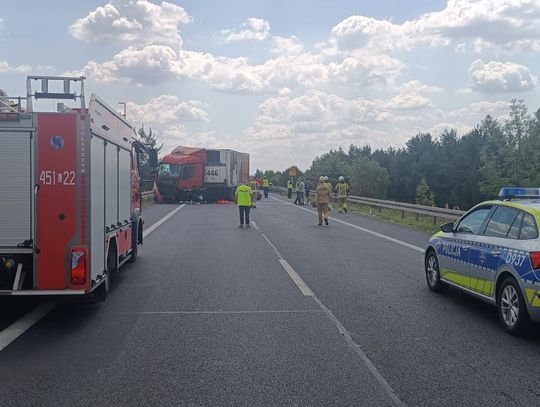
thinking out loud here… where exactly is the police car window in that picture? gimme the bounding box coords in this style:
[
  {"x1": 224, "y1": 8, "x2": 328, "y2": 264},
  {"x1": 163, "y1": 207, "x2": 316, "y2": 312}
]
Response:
[
  {"x1": 507, "y1": 212, "x2": 523, "y2": 239},
  {"x1": 484, "y1": 206, "x2": 519, "y2": 238},
  {"x1": 456, "y1": 206, "x2": 492, "y2": 234},
  {"x1": 520, "y1": 213, "x2": 538, "y2": 239}
]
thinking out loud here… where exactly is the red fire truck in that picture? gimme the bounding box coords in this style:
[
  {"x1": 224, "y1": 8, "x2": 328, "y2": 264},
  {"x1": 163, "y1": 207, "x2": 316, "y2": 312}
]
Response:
[{"x1": 0, "y1": 76, "x2": 156, "y2": 299}]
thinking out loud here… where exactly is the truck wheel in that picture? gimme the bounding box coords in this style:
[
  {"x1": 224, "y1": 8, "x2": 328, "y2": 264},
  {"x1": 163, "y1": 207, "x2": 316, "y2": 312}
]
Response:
[{"x1": 497, "y1": 277, "x2": 530, "y2": 335}]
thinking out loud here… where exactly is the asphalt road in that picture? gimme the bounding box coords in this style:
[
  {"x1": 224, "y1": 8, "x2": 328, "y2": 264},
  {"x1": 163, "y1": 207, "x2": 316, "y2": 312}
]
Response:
[{"x1": 0, "y1": 195, "x2": 539, "y2": 406}]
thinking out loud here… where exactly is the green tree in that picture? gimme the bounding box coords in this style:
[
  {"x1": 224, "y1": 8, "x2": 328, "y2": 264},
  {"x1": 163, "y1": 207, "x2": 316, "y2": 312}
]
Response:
[
  {"x1": 137, "y1": 125, "x2": 163, "y2": 183},
  {"x1": 349, "y1": 158, "x2": 389, "y2": 198},
  {"x1": 415, "y1": 177, "x2": 435, "y2": 206},
  {"x1": 504, "y1": 99, "x2": 531, "y2": 184}
]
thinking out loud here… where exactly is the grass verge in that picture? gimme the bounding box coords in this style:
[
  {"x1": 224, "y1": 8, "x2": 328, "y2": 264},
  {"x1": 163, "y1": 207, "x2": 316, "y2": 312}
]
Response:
[
  {"x1": 273, "y1": 189, "x2": 452, "y2": 234},
  {"x1": 345, "y1": 201, "x2": 450, "y2": 234}
]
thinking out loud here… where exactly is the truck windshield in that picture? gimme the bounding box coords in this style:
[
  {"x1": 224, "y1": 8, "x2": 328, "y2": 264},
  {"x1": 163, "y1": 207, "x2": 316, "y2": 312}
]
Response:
[{"x1": 160, "y1": 163, "x2": 182, "y2": 175}]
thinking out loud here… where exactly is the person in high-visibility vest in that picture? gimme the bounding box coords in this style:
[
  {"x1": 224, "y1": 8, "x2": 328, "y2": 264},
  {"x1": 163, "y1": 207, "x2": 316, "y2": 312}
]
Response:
[
  {"x1": 287, "y1": 179, "x2": 293, "y2": 199},
  {"x1": 335, "y1": 176, "x2": 350, "y2": 213},
  {"x1": 235, "y1": 182, "x2": 253, "y2": 228},
  {"x1": 262, "y1": 178, "x2": 269, "y2": 198}
]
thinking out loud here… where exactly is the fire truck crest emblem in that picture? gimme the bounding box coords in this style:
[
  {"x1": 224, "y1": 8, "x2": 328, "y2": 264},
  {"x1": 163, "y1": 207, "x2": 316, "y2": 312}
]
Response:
[{"x1": 50, "y1": 135, "x2": 64, "y2": 150}]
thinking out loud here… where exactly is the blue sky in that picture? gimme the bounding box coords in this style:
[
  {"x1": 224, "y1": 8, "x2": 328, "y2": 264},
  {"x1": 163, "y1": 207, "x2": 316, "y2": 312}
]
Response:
[{"x1": 1, "y1": 1, "x2": 539, "y2": 170}]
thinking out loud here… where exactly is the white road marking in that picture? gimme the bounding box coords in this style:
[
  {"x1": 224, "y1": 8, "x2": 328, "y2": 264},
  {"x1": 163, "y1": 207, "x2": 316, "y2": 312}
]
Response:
[
  {"x1": 117, "y1": 309, "x2": 323, "y2": 315},
  {"x1": 0, "y1": 204, "x2": 187, "y2": 353},
  {"x1": 252, "y1": 221, "x2": 313, "y2": 296},
  {"x1": 252, "y1": 218, "x2": 406, "y2": 407},
  {"x1": 0, "y1": 302, "x2": 56, "y2": 352},
  {"x1": 278, "y1": 259, "x2": 314, "y2": 296},
  {"x1": 271, "y1": 196, "x2": 424, "y2": 253},
  {"x1": 143, "y1": 204, "x2": 187, "y2": 238}
]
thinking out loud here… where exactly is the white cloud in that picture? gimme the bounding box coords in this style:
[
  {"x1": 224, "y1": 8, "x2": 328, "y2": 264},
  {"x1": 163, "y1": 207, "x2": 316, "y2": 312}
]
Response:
[
  {"x1": 222, "y1": 18, "x2": 271, "y2": 43},
  {"x1": 270, "y1": 36, "x2": 304, "y2": 55},
  {"x1": 447, "y1": 100, "x2": 510, "y2": 119},
  {"x1": 331, "y1": 0, "x2": 540, "y2": 53},
  {"x1": 331, "y1": 16, "x2": 407, "y2": 52},
  {"x1": 396, "y1": 80, "x2": 443, "y2": 94},
  {"x1": 126, "y1": 95, "x2": 208, "y2": 126},
  {"x1": 422, "y1": 122, "x2": 473, "y2": 137},
  {"x1": 415, "y1": 0, "x2": 540, "y2": 52},
  {"x1": 238, "y1": 89, "x2": 439, "y2": 168},
  {"x1": 67, "y1": 44, "x2": 182, "y2": 85},
  {"x1": 468, "y1": 59, "x2": 537, "y2": 93},
  {"x1": 71, "y1": 44, "x2": 404, "y2": 92},
  {"x1": 123, "y1": 97, "x2": 210, "y2": 156},
  {"x1": 383, "y1": 94, "x2": 434, "y2": 110},
  {"x1": 0, "y1": 61, "x2": 32, "y2": 74},
  {"x1": 278, "y1": 87, "x2": 292, "y2": 97},
  {"x1": 69, "y1": 0, "x2": 191, "y2": 47}
]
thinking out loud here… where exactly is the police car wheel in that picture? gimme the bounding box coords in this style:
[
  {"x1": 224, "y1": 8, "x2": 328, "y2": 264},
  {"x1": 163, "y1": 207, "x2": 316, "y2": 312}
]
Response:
[
  {"x1": 425, "y1": 251, "x2": 447, "y2": 292},
  {"x1": 497, "y1": 277, "x2": 529, "y2": 335}
]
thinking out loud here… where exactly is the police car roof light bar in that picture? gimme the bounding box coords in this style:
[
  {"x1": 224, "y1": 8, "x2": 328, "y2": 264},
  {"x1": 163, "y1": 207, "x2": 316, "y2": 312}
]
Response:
[{"x1": 498, "y1": 187, "x2": 540, "y2": 200}]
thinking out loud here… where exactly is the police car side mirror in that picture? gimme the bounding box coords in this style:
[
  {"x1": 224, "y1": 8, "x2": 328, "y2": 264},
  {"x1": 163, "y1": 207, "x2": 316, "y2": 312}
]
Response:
[{"x1": 440, "y1": 222, "x2": 454, "y2": 233}]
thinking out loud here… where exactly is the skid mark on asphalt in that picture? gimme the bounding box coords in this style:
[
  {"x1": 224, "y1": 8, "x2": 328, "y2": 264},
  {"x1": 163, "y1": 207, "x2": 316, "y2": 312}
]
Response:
[
  {"x1": 0, "y1": 204, "x2": 187, "y2": 353},
  {"x1": 251, "y1": 220, "x2": 407, "y2": 407},
  {"x1": 270, "y1": 196, "x2": 424, "y2": 253}
]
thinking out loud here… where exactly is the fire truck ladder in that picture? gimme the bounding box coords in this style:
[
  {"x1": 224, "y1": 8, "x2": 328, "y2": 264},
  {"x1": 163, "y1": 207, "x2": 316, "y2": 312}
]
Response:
[{"x1": 26, "y1": 75, "x2": 86, "y2": 112}]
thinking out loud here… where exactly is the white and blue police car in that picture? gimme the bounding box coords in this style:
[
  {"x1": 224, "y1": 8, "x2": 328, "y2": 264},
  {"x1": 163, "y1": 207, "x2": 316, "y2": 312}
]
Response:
[{"x1": 425, "y1": 188, "x2": 540, "y2": 334}]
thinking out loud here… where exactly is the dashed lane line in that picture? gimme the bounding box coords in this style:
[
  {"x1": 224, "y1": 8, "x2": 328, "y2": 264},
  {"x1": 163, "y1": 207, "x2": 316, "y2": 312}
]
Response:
[
  {"x1": 270, "y1": 196, "x2": 424, "y2": 253},
  {"x1": 0, "y1": 203, "x2": 187, "y2": 353},
  {"x1": 252, "y1": 221, "x2": 313, "y2": 297},
  {"x1": 251, "y1": 219, "x2": 407, "y2": 407}
]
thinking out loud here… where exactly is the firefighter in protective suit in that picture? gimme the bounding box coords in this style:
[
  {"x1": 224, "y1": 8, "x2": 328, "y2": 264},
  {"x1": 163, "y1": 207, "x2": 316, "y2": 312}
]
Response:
[
  {"x1": 335, "y1": 176, "x2": 349, "y2": 213},
  {"x1": 249, "y1": 179, "x2": 258, "y2": 208}
]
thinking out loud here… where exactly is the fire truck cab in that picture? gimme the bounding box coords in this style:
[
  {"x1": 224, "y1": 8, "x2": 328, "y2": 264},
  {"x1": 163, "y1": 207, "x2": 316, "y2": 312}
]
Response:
[{"x1": 0, "y1": 76, "x2": 153, "y2": 299}]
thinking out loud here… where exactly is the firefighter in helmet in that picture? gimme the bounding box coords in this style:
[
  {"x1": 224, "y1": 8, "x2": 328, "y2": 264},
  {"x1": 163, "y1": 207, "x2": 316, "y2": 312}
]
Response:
[{"x1": 335, "y1": 176, "x2": 349, "y2": 213}]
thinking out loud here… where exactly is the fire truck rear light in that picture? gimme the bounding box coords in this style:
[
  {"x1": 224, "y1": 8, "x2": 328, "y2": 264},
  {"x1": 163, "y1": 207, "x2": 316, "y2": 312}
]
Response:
[
  {"x1": 530, "y1": 251, "x2": 540, "y2": 270},
  {"x1": 71, "y1": 248, "x2": 87, "y2": 285}
]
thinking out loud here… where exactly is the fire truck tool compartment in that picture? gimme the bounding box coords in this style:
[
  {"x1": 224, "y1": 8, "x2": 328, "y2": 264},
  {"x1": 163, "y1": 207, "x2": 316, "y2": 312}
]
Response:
[{"x1": 0, "y1": 131, "x2": 33, "y2": 248}]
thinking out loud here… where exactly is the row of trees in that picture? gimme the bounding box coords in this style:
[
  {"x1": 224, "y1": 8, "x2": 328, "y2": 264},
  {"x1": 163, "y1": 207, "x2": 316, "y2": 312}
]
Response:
[{"x1": 256, "y1": 99, "x2": 540, "y2": 210}]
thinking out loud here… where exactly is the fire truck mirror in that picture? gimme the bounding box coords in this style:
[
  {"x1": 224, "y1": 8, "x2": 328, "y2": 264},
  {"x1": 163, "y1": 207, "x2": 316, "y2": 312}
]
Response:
[{"x1": 148, "y1": 149, "x2": 158, "y2": 169}]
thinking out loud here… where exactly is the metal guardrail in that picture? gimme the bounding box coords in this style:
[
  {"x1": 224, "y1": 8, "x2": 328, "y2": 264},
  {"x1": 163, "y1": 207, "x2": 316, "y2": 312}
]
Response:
[{"x1": 271, "y1": 186, "x2": 465, "y2": 223}]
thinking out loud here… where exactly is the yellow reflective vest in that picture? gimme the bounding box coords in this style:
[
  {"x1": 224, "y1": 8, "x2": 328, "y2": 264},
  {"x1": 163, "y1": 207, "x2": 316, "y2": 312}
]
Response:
[
  {"x1": 287, "y1": 181, "x2": 293, "y2": 189},
  {"x1": 235, "y1": 184, "x2": 253, "y2": 206},
  {"x1": 263, "y1": 179, "x2": 269, "y2": 187}
]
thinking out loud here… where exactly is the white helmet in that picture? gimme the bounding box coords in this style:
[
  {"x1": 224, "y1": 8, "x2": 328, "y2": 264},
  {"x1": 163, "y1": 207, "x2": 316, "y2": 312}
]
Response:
[
  {"x1": 319, "y1": 176, "x2": 325, "y2": 181},
  {"x1": 324, "y1": 176, "x2": 329, "y2": 181},
  {"x1": 338, "y1": 176, "x2": 344, "y2": 181}
]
